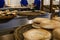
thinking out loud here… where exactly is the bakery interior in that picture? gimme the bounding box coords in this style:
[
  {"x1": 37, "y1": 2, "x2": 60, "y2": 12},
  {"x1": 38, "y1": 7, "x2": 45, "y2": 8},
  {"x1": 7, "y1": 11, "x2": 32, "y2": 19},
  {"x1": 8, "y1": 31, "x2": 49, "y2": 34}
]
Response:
[{"x1": 0, "y1": 0, "x2": 60, "y2": 40}]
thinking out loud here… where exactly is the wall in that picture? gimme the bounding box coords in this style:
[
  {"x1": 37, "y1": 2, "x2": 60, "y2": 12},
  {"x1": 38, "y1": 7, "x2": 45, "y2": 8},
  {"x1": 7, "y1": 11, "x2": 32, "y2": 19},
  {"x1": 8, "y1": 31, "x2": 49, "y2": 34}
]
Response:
[
  {"x1": 5, "y1": 0, "x2": 21, "y2": 7},
  {"x1": 44, "y1": 0, "x2": 50, "y2": 5},
  {"x1": 53, "y1": 0, "x2": 59, "y2": 5},
  {"x1": 5, "y1": 0, "x2": 59, "y2": 7}
]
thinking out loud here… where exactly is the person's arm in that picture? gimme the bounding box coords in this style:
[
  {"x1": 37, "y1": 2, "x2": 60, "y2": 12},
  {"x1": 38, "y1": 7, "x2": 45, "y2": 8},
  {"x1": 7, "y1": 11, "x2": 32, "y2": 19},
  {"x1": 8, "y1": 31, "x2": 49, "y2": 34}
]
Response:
[
  {"x1": 3, "y1": 0, "x2": 6, "y2": 7},
  {"x1": 20, "y1": 0, "x2": 28, "y2": 7}
]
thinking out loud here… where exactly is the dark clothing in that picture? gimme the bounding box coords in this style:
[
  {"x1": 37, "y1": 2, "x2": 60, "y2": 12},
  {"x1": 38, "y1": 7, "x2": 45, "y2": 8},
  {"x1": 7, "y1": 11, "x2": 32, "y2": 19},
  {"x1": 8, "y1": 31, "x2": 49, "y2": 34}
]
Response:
[
  {"x1": 34, "y1": 0, "x2": 41, "y2": 10},
  {"x1": 0, "y1": 0, "x2": 5, "y2": 8},
  {"x1": 20, "y1": 0, "x2": 28, "y2": 6}
]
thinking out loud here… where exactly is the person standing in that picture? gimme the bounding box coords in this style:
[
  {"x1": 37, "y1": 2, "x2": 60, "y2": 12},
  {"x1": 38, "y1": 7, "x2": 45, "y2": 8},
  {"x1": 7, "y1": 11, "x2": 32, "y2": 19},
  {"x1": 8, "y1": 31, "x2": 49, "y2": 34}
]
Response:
[
  {"x1": 27, "y1": 0, "x2": 41, "y2": 10},
  {"x1": 20, "y1": 0, "x2": 41, "y2": 10},
  {"x1": 20, "y1": 0, "x2": 28, "y2": 7},
  {"x1": 34, "y1": 0, "x2": 41, "y2": 10},
  {"x1": 0, "y1": 0, "x2": 5, "y2": 8}
]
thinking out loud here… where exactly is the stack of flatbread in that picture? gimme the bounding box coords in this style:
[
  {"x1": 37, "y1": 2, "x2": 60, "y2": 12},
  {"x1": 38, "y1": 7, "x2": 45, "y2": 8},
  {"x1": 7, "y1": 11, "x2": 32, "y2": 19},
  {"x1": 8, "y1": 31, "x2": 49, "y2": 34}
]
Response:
[
  {"x1": 23, "y1": 29, "x2": 51, "y2": 40},
  {"x1": 32, "y1": 18, "x2": 60, "y2": 29},
  {"x1": 53, "y1": 28, "x2": 60, "y2": 40},
  {"x1": 23, "y1": 17, "x2": 60, "y2": 40}
]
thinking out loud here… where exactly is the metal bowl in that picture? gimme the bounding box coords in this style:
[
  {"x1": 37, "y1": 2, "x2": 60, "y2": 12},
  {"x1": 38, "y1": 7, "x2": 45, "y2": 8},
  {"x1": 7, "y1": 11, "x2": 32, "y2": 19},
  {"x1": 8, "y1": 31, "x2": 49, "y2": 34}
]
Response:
[
  {"x1": 14, "y1": 24, "x2": 34, "y2": 40},
  {"x1": 0, "y1": 15, "x2": 16, "y2": 23}
]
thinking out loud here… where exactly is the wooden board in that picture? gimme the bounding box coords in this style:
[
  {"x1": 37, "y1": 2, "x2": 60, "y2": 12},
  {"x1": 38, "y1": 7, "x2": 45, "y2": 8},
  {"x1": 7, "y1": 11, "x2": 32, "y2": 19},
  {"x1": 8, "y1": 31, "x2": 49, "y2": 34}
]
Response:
[{"x1": 18, "y1": 11, "x2": 46, "y2": 16}]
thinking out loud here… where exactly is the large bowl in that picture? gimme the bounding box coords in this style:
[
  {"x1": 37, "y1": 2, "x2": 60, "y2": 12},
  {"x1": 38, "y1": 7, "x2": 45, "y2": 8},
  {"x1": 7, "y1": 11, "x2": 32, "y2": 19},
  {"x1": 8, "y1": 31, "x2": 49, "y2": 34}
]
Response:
[
  {"x1": 14, "y1": 24, "x2": 53, "y2": 40},
  {"x1": 14, "y1": 24, "x2": 34, "y2": 40},
  {"x1": 0, "y1": 15, "x2": 16, "y2": 23}
]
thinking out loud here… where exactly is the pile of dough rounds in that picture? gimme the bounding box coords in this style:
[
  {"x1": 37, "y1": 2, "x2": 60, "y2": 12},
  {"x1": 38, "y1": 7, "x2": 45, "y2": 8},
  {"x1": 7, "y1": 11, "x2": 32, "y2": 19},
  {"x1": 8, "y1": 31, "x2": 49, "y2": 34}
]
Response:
[
  {"x1": 53, "y1": 28, "x2": 60, "y2": 40},
  {"x1": 32, "y1": 18, "x2": 60, "y2": 29},
  {"x1": 23, "y1": 17, "x2": 60, "y2": 40},
  {"x1": 23, "y1": 29, "x2": 51, "y2": 40},
  {"x1": 53, "y1": 17, "x2": 60, "y2": 22},
  {"x1": 0, "y1": 10, "x2": 17, "y2": 16}
]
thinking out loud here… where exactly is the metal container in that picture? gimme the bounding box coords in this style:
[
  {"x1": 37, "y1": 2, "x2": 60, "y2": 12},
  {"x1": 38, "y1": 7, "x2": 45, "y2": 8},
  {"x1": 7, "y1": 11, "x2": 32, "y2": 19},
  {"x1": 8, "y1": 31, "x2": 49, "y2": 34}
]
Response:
[{"x1": 0, "y1": 34, "x2": 15, "y2": 40}]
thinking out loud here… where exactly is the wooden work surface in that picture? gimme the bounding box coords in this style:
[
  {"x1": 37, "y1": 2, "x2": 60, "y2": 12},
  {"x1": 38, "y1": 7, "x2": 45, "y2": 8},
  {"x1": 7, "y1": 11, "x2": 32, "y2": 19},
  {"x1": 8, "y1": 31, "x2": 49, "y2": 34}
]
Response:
[{"x1": 18, "y1": 10, "x2": 46, "y2": 16}]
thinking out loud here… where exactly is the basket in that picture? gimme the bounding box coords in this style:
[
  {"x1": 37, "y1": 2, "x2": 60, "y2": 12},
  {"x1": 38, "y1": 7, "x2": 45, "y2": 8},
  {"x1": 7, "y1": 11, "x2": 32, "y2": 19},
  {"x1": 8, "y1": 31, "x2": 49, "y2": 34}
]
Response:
[
  {"x1": 18, "y1": 11, "x2": 46, "y2": 16},
  {"x1": 14, "y1": 24, "x2": 53, "y2": 40},
  {"x1": 14, "y1": 24, "x2": 34, "y2": 40}
]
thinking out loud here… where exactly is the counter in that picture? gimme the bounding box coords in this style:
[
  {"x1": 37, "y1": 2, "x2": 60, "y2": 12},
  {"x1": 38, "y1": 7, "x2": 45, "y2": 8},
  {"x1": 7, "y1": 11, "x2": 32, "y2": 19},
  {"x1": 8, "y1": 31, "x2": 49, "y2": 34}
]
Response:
[{"x1": 0, "y1": 17, "x2": 28, "y2": 35}]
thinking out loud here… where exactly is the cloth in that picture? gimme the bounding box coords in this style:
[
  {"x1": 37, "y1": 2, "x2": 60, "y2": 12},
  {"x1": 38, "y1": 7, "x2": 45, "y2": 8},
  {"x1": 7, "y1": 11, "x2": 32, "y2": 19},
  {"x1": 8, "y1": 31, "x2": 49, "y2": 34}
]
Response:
[
  {"x1": 20, "y1": 0, "x2": 28, "y2": 6},
  {"x1": 0, "y1": 0, "x2": 5, "y2": 8}
]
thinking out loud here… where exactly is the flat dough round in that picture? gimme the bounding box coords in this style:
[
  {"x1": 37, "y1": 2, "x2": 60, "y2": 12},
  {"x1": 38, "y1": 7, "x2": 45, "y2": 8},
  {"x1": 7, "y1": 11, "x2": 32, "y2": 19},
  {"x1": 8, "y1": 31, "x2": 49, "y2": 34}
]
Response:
[
  {"x1": 23, "y1": 29, "x2": 51, "y2": 40},
  {"x1": 32, "y1": 18, "x2": 60, "y2": 29}
]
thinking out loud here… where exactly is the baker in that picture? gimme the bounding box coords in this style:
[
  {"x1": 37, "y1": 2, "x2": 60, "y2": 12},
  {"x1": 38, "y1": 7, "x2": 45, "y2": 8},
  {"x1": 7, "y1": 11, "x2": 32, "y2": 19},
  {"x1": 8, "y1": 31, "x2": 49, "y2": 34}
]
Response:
[
  {"x1": 20, "y1": 0, "x2": 28, "y2": 7},
  {"x1": 20, "y1": 0, "x2": 41, "y2": 10},
  {"x1": 27, "y1": 0, "x2": 41, "y2": 10},
  {"x1": 34, "y1": 0, "x2": 41, "y2": 10},
  {"x1": 0, "y1": 0, "x2": 5, "y2": 8}
]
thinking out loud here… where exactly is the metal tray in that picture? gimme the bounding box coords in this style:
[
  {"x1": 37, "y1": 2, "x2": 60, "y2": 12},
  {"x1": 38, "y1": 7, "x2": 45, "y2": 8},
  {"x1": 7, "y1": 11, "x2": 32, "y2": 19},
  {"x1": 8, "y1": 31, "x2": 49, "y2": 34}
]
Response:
[{"x1": 0, "y1": 16, "x2": 28, "y2": 35}]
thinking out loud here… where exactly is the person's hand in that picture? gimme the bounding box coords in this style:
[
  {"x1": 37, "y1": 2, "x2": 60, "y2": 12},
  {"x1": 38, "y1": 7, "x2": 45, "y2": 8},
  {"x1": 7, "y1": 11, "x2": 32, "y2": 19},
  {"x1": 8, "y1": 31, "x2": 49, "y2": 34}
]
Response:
[{"x1": 28, "y1": 3, "x2": 35, "y2": 9}]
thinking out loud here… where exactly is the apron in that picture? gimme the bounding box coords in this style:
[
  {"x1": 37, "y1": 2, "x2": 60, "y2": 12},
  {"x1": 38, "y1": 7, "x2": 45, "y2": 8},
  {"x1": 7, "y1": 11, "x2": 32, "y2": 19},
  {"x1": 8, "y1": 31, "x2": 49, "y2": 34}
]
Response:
[
  {"x1": 0, "y1": 0, "x2": 5, "y2": 8},
  {"x1": 34, "y1": 0, "x2": 41, "y2": 10},
  {"x1": 20, "y1": 0, "x2": 28, "y2": 6}
]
